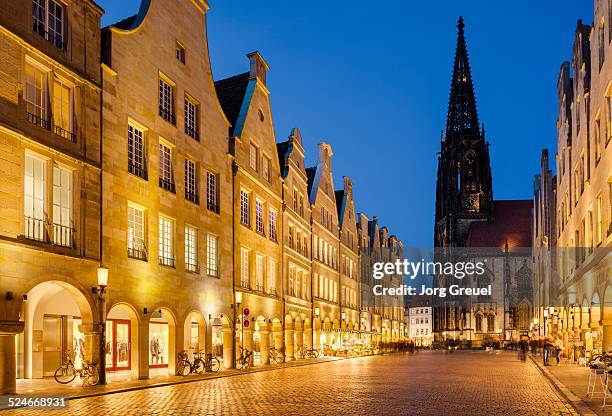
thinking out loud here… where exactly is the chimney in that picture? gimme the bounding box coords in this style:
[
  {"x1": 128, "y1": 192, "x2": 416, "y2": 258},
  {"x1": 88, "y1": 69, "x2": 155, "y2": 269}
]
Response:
[
  {"x1": 247, "y1": 51, "x2": 269, "y2": 85},
  {"x1": 343, "y1": 176, "x2": 353, "y2": 198},
  {"x1": 318, "y1": 142, "x2": 333, "y2": 168}
]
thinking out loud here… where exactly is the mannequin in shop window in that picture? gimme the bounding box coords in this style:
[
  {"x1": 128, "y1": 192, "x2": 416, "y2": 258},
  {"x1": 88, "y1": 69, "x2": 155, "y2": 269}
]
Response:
[{"x1": 150, "y1": 334, "x2": 164, "y2": 364}]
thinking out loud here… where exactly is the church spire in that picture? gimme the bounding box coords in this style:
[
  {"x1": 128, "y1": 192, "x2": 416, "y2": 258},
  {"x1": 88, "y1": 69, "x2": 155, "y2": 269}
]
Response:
[{"x1": 446, "y1": 16, "x2": 479, "y2": 137}]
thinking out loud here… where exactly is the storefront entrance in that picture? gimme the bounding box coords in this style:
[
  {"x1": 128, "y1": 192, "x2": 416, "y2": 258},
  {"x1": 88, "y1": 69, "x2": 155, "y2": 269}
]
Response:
[
  {"x1": 106, "y1": 319, "x2": 131, "y2": 371},
  {"x1": 149, "y1": 311, "x2": 170, "y2": 368}
]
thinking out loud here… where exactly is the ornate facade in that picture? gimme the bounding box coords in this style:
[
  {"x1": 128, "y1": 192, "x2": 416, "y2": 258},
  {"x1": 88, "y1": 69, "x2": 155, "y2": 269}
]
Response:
[
  {"x1": 0, "y1": 0, "x2": 406, "y2": 393},
  {"x1": 433, "y1": 17, "x2": 533, "y2": 347},
  {"x1": 534, "y1": 5, "x2": 612, "y2": 357}
]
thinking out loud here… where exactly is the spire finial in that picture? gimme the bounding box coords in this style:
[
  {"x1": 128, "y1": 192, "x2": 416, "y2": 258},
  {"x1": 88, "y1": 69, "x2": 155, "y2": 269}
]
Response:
[{"x1": 458, "y1": 16, "x2": 465, "y2": 31}]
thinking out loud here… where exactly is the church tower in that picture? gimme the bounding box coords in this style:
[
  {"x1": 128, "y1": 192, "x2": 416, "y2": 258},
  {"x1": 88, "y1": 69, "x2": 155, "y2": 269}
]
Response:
[{"x1": 434, "y1": 17, "x2": 493, "y2": 248}]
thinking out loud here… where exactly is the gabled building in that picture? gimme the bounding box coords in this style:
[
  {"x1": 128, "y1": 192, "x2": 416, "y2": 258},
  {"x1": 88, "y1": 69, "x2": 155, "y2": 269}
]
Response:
[
  {"x1": 277, "y1": 128, "x2": 313, "y2": 358},
  {"x1": 307, "y1": 142, "x2": 341, "y2": 351},
  {"x1": 336, "y1": 176, "x2": 360, "y2": 341},
  {"x1": 216, "y1": 51, "x2": 284, "y2": 366},
  {"x1": 100, "y1": 0, "x2": 234, "y2": 376},
  {"x1": 0, "y1": 0, "x2": 103, "y2": 394}
]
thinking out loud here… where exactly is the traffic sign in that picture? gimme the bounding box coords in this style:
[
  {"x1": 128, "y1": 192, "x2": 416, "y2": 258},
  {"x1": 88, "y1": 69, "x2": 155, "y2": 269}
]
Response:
[
  {"x1": 244, "y1": 319, "x2": 250, "y2": 327},
  {"x1": 243, "y1": 308, "x2": 250, "y2": 316}
]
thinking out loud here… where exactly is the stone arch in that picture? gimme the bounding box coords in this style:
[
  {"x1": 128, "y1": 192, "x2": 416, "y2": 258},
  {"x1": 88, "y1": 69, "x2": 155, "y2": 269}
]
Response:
[
  {"x1": 23, "y1": 280, "x2": 96, "y2": 379},
  {"x1": 146, "y1": 306, "x2": 177, "y2": 376},
  {"x1": 592, "y1": 292, "x2": 602, "y2": 325},
  {"x1": 604, "y1": 286, "x2": 612, "y2": 323},
  {"x1": 182, "y1": 309, "x2": 206, "y2": 359},
  {"x1": 581, "y1": 297, "x2": 590, "y2": 329},
  {"x1": 211, "y1": 314, "x2": 232, "y2": 369},
  {"x1": 106, "y1": 301, "x2": 140, "y2": 379}
]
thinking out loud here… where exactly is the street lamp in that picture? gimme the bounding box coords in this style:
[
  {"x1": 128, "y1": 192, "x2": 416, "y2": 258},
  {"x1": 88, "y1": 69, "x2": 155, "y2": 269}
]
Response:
[
  {"x1": 95, "y1": 266, "x2": 108, "y2": 385},
  {"x1": 235, "y1": 291, "x2": 243, "y2": 369}
]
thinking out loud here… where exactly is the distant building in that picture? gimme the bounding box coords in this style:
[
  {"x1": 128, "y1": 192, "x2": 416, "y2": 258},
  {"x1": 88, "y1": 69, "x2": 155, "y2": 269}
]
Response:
[
  {"x1": 432, "y1": 17, "x2": 533, "y2": 347},
  {"x1": 408, "y1": 307, "x2": 433, "y2": 346}
]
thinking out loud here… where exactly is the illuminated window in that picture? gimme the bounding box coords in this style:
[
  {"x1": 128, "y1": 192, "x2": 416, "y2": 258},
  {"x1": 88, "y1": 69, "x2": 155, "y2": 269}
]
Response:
[
  {"x1": 127, "y1": 204, "x2": 146, "y2": 261},
  {"x1": 255, "y1": 254, "x2": 265, "y2": 292},
  {"x1": 262, "y1": 156, "x2": 270, "y2": 181},
  {"x1": 24, "y1": 153, "x2": 47, "y2": 242},
  {"x1": 240, "y1": 247, "x2": 250, "y2": 288},
  {"x1": 184, "y1": 96, "x2": 198, "y2": 140},
  {"x1": 185, "y1": 225, "x2": 199, "y2": 272},
  {"x1": 249, "y1": 143, "x2": 257, "y2": 171},
  {"x1": 268, "y1": 259, "x2": 276, "y2": 295},
  {"x1": 128, "y1": 124, "x2": 147, "y2": 179},
  {"x1": 52, "y1": 165, "x2": 72, "y2": 247},
  {"x1": 159, "y1": 142, "x2": 174, "y2": 192},
  {"x1": 255, "y1": 199, "x2": 264, "y2": 234},
  {"x1": 53, "y1": 79, "x2": 73, "y2": 140},
  {"x1": 184, "y1": 159, "x2": 198, "y2": 204},
  {"x1": 176, "y1": 41, "x2": 185, "y2": 64},
  {"x1": 206, "y1": 234, "x2": 219, "y2": 277},
  {"x1": 240, "y1": 189, "x2": 250, "y2": 226},
  {"x1": 269, "y1": 209, "x2": 277, "y2": 241},
  {"x1": 159, "y1": 77, "x2": 175, "y2": 123},
  {"x1": 25, "y1": 63, "x2": 48, "y2": 128},
  {"x1": 206, "y1": 171, "x2": 219, "y2": 213},
  {"x1": 32, "y1": 0, "x2": 65, "y2": 49},
  {"x1": 158, "y1": 216, "x2": 175, "y2": 267}
]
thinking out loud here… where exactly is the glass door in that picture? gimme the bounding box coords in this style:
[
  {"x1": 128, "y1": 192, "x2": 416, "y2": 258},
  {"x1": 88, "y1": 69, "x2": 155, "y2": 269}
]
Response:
[
  {"x1": 43, "y1": 315, "x2": 63, "y2": 377},
  {"x1": 106, "y1": 319, "x2": 131, "y2": 371}
]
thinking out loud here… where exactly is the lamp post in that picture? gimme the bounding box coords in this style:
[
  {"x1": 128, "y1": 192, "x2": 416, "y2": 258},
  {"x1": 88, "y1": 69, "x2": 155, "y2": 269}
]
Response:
[
  {"x1": 235, "y1": 291, "x2": 243, "y2": 368},
  {"x1": 95, "y1": 267, "x2": 108, "y2": 385}
]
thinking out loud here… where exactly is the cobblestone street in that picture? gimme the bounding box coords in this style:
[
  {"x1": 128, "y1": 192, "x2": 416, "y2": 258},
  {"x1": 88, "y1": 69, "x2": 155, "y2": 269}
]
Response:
[{"x1": 4, "y1": 351, "x2": 577, "y2": 415}]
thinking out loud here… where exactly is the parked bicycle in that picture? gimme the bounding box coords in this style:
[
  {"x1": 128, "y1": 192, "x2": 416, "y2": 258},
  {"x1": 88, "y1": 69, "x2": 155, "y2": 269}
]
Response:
[
  {"x1": 269, "y1": 346, "x2": 285, "y2": 364},
  {"x1": 177, "y1": 350, "x2": 205, "y2": 376},
  {"x1": 303, "y1": 348, "x2": 321, "y2": 359},
  {"x1": 204, "y1": 353, "x2": 221, "y2": 372},
  {"x1": 236, "y1": 347, "x2": 253, "y2": 369},
  {"x1": 54, "y1": 351, "x2": 100, "y2": 386}
]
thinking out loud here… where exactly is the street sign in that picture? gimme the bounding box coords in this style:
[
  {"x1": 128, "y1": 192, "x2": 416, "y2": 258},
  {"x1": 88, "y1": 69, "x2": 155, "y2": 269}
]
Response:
[
  {"x1": 244, "y1": 319, "x2": 250, "y2": 327},
  {"x1": 243, "y1": 308, "x2": 250, "y2": 316}
]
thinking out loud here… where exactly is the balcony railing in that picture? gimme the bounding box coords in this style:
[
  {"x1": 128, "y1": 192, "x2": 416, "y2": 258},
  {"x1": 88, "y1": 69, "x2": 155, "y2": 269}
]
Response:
[
  {"x1": 185, "y1": 126, "x2": 199, "y2": 141},
  {"x1": 185, "y1": 261, "x2": 199, "y2": 273},
  {"x1": 185, "y1": 191, "x2": 199, "y2": 205},
  {"x1": 207, "y1": 199, "x2": 219, "y2": 214},
  {"x1": 52, "y1": 223, "x2": 75, "y2": 248},
  {"x1": 159, "y1": 106, "x2": 176, "y2": 124},
  {"x1": 33, "y1": 21, "x2": 66, "y2": 50},
  {"x1": 128, "y1": 163, "x2": 148, "y2": 180},
  {"x1": 27, "y1": 112, "x2": 50, "y2": 130},
  {"x1": 240, "y1": 280, "x2": 249, "y2": 289},
  {"x1": 128, "y1": 239, "x2": 148, "y2": 261},
  {"x1": 268, "y1": 288, "x2": 277, "y2": 296},
  {"x1": 24, "y1": 215, "x2": 50, "y2": 243},
  {"x1": 255, "y1": 283, "x2": 265, "y2": 292},
  {"x1": 159, "y1": 255, "x2": 175, "y2": 268},
  {"x1": 53, "y1": 125, "x2": 76, "y2": 142},
  {"x1": 159, "y1": 177, "x2": 176, "y2": 193}
]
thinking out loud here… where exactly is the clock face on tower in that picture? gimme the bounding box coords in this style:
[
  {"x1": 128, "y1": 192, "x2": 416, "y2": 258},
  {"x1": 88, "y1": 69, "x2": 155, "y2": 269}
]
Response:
[{"x1": 465, "y1": 193, "x2": 479, "y2": 212}]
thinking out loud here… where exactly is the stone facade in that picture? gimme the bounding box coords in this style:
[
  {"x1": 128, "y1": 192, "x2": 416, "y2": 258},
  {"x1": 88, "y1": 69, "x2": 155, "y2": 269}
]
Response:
[
  {"x1": 534, "y1": 4, "x2": 612, "y2": 357},
  {"x1": 0, "y1": 0, "x2": 407, "y2": 393},
  {"x1": 100, "y1": 0, "x2": 234, "y2": 377},
  {"x1": 0, "y1": 0, "x2": 103, "y2": 393}
]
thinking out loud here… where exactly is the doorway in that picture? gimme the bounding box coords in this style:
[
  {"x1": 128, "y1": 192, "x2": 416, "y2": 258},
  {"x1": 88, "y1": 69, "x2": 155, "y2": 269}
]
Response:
[{"x1": 42, "y1": 315, "x2": 63, "y2": 377}]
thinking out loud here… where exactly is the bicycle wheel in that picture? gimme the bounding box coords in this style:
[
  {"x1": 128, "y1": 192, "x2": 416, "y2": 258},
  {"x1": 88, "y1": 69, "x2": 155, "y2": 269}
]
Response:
[
  {"x1": 243, "y1": 357, "x2": 251, "y2": 369},
  {"x1": 192, "y1": 358, "x2": 205, "y2": 374},
  {"x1": 277, "y1": 353, "x2": 284, "y2": 363},
  {"x1": 177, "y1": 359, "x2": 191, "y2": 376},
  {"x1": 85, "y1": 365, "x2": 100, "y2": 386},
  {"x1": 210, "y1": 357, "x2": 220, "y2": 372},
  {"x1": 54, "y1": 365, "x2": 77, "y2": 384}
]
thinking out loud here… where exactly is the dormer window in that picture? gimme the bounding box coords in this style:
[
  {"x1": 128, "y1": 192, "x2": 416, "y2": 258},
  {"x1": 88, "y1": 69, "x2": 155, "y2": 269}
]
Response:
[
  {"x1": 176, "y1": 41, "x2": 185, "y2": 64},
  {"x1": 32, "y1": 0, "x2": 66, "y2": 50}
]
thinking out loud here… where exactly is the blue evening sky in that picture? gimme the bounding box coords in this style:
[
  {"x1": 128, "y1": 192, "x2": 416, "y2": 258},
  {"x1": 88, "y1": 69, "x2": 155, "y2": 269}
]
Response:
[{"x1": 97, "y1": 0, "x2": 593, "y2": 247}]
